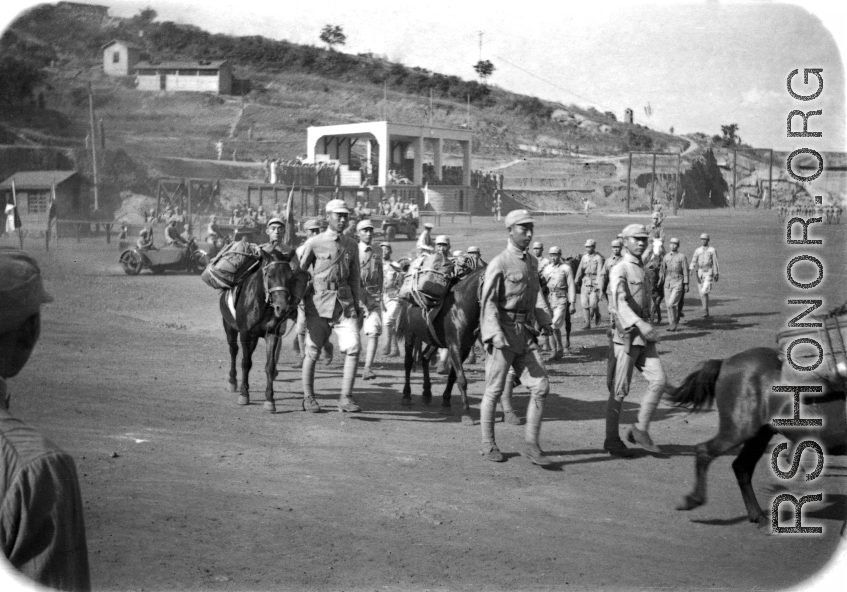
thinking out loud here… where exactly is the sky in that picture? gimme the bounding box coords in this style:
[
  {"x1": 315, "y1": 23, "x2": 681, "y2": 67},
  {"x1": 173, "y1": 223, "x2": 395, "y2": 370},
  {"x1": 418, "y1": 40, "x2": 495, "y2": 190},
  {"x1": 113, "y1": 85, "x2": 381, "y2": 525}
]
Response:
[{"x1": 1, "y1": 0, "x2": 845, "y2": 152}]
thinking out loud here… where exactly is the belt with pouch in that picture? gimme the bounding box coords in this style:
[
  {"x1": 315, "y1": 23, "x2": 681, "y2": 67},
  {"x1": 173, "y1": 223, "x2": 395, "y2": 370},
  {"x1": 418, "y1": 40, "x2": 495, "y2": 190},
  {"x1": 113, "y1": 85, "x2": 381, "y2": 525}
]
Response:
[{"x1": 501, "y1": 309, "x2": 530, "y2": 322}]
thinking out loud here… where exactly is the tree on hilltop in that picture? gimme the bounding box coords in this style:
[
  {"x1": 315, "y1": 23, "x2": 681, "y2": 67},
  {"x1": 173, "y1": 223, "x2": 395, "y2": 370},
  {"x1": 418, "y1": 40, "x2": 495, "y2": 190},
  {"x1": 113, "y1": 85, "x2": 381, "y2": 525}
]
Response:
[
  {"x1": 719, "y1": 123, "x2": 740, "y2": 147},
  {"x1": 474, "y1": 59, "x2": 495, "y2": 83},
  {"x1": 320, "y1": 25, "x2": 346, "y2": 51}
]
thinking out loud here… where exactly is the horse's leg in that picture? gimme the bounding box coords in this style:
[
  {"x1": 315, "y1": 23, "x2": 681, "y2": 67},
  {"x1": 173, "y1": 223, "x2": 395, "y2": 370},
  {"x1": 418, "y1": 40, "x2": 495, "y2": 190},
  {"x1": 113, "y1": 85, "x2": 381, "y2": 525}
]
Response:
[
  {"x1": 677, "y1": 430, "x2": 746, "y2": 512},
  {"x1": 401, "y1": 329, "x2": 414, "y2": 406},
  {"x1": 238, "y1": 333, "x2": 258, "y2": 406},
  {"x1": 224, "y1": 321, "x2": 239, "y2": 393},
  {"x1": 263, "y1": 331, "x2": 278, "y2": 413},
  {"x1": 448, "y1": 344, "x2": 473, "y2": 425},
  {"x1": 731, "y1": 425, "x2": 775, "y2": 527},
  {"x1": 421, "y1": 344, "x2": 433, "y2": 405},
  {"x1": 441, "y1": 365, "x2": 456, "y2": 414},
  {"x1": 271, "y1": 328, "x2": 282, "y2": 380}
]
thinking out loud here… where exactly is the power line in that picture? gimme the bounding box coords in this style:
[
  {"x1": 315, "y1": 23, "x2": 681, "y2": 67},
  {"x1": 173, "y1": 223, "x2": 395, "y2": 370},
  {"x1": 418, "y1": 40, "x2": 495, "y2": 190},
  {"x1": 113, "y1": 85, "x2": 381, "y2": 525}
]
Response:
[{"x1": 492, "y1": 54, "x2": 614, "y2": 113}]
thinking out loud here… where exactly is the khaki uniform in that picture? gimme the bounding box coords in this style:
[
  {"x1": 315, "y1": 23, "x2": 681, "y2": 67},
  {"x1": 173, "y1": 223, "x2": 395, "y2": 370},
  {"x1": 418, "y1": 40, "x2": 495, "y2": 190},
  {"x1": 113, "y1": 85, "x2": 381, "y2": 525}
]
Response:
[
  {"x1": 542, "y1": 260, "x2": 576, "y2": 331},
  {"x1": 359, "y1": 242, "x2": 383, "y2": 336},
  {"x1": 576, "y1": 252, "x2": 605, "y2": 323},
  {"x1": 299, "y1": 228, "x2": 362, "y2": 357},
  {"x1": 602, "y1": 254, "x2": 623, "y2": 319},
  {"x1": 662, "y1": 251, "x2": 689, "y2": 309},
  {"x1": 383, "y1": 261, "x2": 404, "y2": 330},
  {"x1": 690, "y1": 246, "x2": 719, "y2": 295},
  {"x1": 479, "y1": 242, "x2": 553, "y2": 448},
  {"x1": 608, "y1": 252, "x2": 666, "y2": 430},
  {"x1": 416, "y1": 230, "x2": 433, "y2": 253}
]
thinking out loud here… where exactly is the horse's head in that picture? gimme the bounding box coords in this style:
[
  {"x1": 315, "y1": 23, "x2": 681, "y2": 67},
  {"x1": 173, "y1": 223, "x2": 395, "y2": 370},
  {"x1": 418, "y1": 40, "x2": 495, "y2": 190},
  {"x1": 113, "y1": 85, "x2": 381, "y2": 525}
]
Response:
[{"x1": 260, "y1": 250, "x2": 294, "y2": 319}]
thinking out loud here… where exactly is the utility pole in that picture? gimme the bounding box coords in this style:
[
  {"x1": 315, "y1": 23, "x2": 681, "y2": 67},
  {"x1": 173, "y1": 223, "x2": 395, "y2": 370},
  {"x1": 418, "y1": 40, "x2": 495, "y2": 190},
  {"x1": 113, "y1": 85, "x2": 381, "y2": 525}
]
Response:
[
  {"x1": 732, "y1": 148, "x2": 737, "y2": 208},
  {"x1": 478, "y1": 31, "x2": 484, "y2": 61},
  {"x1": 88, "y1": 82, "x2": 100, "y2": 211},
  {"x1": 626, "y1": 152, "x2": 633, "y2": 214},
  {"x1": 429, "y1": 89, "x2": 433, "y2": 128}
]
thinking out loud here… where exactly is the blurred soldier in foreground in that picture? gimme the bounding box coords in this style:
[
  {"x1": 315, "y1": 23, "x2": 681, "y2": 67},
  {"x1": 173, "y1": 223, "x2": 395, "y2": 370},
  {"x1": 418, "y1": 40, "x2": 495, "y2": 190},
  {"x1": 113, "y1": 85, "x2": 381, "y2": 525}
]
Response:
[
  {"x1": 356, "y1": 220, "x2": 384, "y2": 380},
  {"x1": 0, "y1": 249, "x2": 91, "y2": 591}
]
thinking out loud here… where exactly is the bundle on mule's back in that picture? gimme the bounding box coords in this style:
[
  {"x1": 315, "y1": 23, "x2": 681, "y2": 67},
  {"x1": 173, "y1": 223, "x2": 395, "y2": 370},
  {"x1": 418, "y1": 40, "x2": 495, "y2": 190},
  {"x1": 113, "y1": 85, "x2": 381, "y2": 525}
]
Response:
[
  {"x1": 666, "y1": 359, "x2": 723, "y2": 412},
  {"x1": 201, "y1": 240, "x2": 262, "y2": 290},
  {"x1": 399, "y1": 252, "x2": 453, "y2": 308}
]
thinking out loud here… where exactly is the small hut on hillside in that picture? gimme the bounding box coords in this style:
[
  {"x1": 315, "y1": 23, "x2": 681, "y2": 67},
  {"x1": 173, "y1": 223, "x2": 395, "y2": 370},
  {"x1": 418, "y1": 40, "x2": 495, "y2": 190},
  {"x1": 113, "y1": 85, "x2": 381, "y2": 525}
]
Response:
[{"x1": 0, "y1": 170, "x2": 83, "y2": 228}]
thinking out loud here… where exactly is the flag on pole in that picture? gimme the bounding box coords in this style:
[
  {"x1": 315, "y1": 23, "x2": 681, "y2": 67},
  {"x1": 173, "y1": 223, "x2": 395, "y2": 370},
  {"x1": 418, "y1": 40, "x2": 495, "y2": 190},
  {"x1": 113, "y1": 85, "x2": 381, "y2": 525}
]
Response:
[
  {"x1": 6, "y1": 178, "x2": 21, "y2": 233},
  {"x1": 282, "y1": 186, "x2": 297, "y2": 248}
]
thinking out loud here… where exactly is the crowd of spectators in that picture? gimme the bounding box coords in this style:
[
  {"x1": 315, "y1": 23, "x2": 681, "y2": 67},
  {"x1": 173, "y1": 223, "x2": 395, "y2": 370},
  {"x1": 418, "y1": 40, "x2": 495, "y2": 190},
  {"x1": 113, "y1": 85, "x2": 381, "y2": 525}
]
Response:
[{"x1": 262, "y1": 157, "x2": 340, "y2": 187}]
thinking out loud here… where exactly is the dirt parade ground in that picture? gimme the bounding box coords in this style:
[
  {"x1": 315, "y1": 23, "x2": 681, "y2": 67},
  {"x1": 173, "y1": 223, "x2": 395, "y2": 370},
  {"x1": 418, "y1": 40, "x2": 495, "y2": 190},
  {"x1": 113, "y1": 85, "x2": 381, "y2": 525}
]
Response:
[{"x1": 4, "y1": 209, "x2": 847, "y2": 591}]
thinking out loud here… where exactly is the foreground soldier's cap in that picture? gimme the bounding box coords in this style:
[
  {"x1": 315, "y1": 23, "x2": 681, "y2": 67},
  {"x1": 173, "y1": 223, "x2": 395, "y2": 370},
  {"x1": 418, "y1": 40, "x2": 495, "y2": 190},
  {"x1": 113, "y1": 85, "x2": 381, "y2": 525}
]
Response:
[
  {"x1": 467, "y1": 246, "x2": 480, "y2": 254},
  {"x1": 303, "y1": 219, "x2": 322, "y2": 231},
  {"x1": 611, "y1": 239, "x2": 623, "y2": 247},
  {"x1": 621, "y1": 223, "x2": 650, "y2": 238},
  {"x1": 435, "y1": 235, "x2": 450, "y2": 245},
  {"x1": 356, "y1": 219, "x2": 374, "y2": 232},
  {"x1": 266, "y1": 217, "x2": 285, "y2": 228},
  {"x1": 584, "y1": 239, "x2": 596, "y2": 247},
  {"x1": 670, "y1": 237, "x2": 680, "y2": 244},
  {"x1": 531, "y1": 241, "x2": 544, "y2": 250},
  {"x1": 700, "y1": 233, "x2": 710, "y2": 240},
  {"x1": 549, "y1": 246, "x2": 562, "y2": 254},
  {"x1": 325, "y1": 199, "x2": 350, "y2": 214},
  {"x1": 0, "y1": 249, "x2": 53, "y2": 334},
  {"x1": 423, "y1": 222, "x2": 434, "y2": 229},
  {"x1": 504, "y1": 209, "x2": 534, "y2": 228}
]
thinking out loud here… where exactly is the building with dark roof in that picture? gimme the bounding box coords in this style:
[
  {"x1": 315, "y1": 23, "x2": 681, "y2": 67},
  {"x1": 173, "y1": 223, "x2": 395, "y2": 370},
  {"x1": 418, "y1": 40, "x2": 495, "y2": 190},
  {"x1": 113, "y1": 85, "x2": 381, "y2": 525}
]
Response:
[
  {"x1": 0, "y1": 171, "x2": 82, "y2": 227},
  {"x1": 134, "y1": 60, "x2": 232, "y2": 94}
]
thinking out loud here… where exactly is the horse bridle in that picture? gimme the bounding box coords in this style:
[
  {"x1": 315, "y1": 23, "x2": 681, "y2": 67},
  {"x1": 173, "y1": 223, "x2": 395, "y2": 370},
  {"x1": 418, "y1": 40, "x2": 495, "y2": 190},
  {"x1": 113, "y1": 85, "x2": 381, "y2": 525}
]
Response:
[{"x1": 262, "y1": 259, "x2": 291, "y2": 305}]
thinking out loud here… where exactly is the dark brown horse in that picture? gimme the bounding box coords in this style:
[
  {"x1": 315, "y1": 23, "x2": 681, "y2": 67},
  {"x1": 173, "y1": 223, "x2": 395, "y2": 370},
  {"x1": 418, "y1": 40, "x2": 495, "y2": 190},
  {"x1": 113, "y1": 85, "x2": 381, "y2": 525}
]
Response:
[
  {"x1": 395, "y1": 267, "x2": 485, "y2": 425},
  {"x1": 667, "y1": 347, "x2": 846, "y2": 529},
  {"x1": 220, "y1": 250, "x2": 308, "y2": 412}
]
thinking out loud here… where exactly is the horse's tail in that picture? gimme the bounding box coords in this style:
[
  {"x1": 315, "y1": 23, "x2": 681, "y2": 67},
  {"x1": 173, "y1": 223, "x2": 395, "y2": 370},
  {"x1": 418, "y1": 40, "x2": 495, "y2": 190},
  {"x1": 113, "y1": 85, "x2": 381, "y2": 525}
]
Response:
[
  {"x1": 395, "y1": 302, "x2": 408, "y2": 344},
  {"x1": 666, "y1": 359, "x2": 723, "y2": 412}
]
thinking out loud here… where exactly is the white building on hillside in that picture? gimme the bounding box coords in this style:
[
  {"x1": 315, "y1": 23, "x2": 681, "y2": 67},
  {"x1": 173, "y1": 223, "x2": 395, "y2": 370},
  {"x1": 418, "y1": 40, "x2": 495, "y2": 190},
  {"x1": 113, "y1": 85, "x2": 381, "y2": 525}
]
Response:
[
  {"x1": 101, "y1": 40, "x2": 142, "y2": 76},
  {"x1": 134, "y1": 60, "x2": 232, "y2": 94}
]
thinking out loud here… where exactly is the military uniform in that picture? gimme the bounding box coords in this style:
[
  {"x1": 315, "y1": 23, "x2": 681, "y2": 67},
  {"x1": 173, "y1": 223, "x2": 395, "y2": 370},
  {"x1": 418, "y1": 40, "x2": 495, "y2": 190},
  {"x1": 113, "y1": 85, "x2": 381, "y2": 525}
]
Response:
[
  {"x1": 479, "y1": 212, "x2": 554, "y2": 464},
  {"x1": 542, "y1": 255, "x2": 576, "y2": 357},
  {"x1": 662, "y1": 246, "x2": 689, "y2": 330},
  {"x1": 576, "y1": 249, "x2": 605, "y2": 327},
  {"x1": 602, "y1": 250, "x2": 623, "y2": 321},
  {"x1": 298, "y1": 201, "x2": 363, "y2": 411},
  {"x1": 605, "y1": 226, "x2": 667, "y2": 455},
  {"x1": 382, "y1": 259, "x2": 404, "y2": 356},
  {"x1": 416, "y1": 226, "x2": 434, "y2": 253},
  {"x1": 690, "y1": 238, "x2": 719, "y2": 316}
]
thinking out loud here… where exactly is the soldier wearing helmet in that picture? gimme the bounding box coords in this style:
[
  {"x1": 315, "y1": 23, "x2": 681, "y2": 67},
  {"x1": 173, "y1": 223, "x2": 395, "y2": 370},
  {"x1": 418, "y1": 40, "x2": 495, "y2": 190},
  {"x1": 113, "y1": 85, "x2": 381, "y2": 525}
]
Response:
[
  {"x1": 541, "y1": 245, "x2": 576, "y2": 360},
  {"x1": 575, "y1": 239, "x2": 605, "y2": 328},
  {"x1": 662, "y1": 237, "x2": 689, "y2": 331}
]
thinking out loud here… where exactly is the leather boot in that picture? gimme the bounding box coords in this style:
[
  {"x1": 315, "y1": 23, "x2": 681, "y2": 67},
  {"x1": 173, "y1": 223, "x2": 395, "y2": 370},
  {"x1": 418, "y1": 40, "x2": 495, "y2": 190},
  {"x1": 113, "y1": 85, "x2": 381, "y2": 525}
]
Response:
[
  {"x1": 301, "y1": 356, "x2": 320, "y2": 412},
  {"x1": 603, "y1": 391, "x2": 634, "y2": 457},
  {"x1": 338, "y1": 353, "x2": 361, "y2": 412}
]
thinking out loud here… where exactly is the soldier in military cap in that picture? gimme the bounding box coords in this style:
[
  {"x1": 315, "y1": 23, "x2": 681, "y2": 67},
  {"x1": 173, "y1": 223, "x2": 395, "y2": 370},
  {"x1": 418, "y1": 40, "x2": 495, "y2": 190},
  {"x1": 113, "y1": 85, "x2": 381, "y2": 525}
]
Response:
[
  {"x1": 602, "y1": 238, "x2": 624, "y2": 322},
  {"x1": 531, "y1": 241, "x2": 551, "y2": 275},
  {"x1": 0, "y1": 249, "x2": 91, "y2": 591},
  {"x1": 575, "y1": 239, "x2": 605, "y2": 329},
  {"x1": 356, "y1": 220, "x2": 384, "y2": 380},
  {"x1": 416, "y1": 222, "x2": 434, "y2": 253},
  {"x1": 298, "y1": 199, "x2": 363, "y2": 413},
  {"x1": 294, "y1": 219, "x2": 332, "y2": 365},
  {"x1": 689, "y1": 233, "x2": 720, "y2": 317},
  {"x1": 662, "y1": 237, "x2": 689, "y2": 331},
  {"x1": 604, "y1": 224, "x2": 668, "y2": 457},
  {"x1": 530, "y1": 241, "x2": 552, "y2": 352},
  {"x1": 541, "y1": 246, "x2": 576, "y2": 360},
  {"x1": 382, "y1": 243, "x2": 404, "y2": 357},
  {"x1": 466, "y1": 246, "x2": 485, "y2": 270},
  {"x1": 479, "y1": 209, "x2": 554, "y2": 466}
]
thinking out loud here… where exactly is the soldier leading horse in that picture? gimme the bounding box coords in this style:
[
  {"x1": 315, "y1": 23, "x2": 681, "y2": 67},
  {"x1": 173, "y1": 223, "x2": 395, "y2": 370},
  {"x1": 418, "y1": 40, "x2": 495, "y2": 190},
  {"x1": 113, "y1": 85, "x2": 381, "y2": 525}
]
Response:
[{"x1": 220, "y1": 250, "x2": 308, "y2": 412}]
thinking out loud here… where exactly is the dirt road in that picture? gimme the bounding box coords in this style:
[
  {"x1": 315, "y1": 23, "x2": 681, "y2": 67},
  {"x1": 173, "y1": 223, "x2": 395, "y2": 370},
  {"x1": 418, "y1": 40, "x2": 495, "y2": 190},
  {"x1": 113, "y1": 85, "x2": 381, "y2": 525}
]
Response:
[{"x1": 6, "y1": 210, "x2": 846, "y2": 591}]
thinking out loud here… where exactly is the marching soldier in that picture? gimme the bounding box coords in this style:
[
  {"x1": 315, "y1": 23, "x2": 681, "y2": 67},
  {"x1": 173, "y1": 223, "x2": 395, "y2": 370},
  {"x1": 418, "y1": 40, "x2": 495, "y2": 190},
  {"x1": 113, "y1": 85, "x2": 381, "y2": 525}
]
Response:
[
  {"x1": 531, "y1": 241, "x2": 552, "y2": 352},
  {"x1": 604, "y1": 223, "x2": 668, "y2": 457},
  {"x1": 662, "y1": 238, "x2": 689, "y2": 331},
  {"x1": 689, "y1": 233, "x2": 720, "y2": 317},
  {"x1": 479, "y1": 209, "x2": 554, "y2": 466},
  {"x1": 356, "y1": 220, "x2": 384, "y2": 380},
  {"x1": 575, "y1": 239, "x2": 605, "y2": 329},
  {"x1": 298, "y1": 199, "x2": 363, "y2": 413},
  {"x1": 531, "y1": 241, "x2": 551, "y2": 274},
  {"x1": 259, "y1": 217, "x2": 300, "y2": 270},
  {"x1": 541, "y1": 246, "x2": 576, "y2": 360},
  {"x1": 416, "y1": 222, "x2": 434, "y2": 253},
  {"x1": 434, "y1": 235, "x2": 453, "y2": 375},
  {"x1": 382, "y1": 243, "x2": 404, "y2": 357},
  {"x1": 294, "y1": 219, "x2": 332, "y2": 365},
  {"x1": 602, "y1": 238, "x2": 624, "y2": 322}
]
